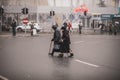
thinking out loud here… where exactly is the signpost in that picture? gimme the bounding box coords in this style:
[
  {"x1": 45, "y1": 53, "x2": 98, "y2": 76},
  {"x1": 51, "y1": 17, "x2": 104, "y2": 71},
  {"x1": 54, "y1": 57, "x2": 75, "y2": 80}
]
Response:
[
  {"x1": 23, "y1": 18, "x2": 28, "y2": 24},
  {"x1": 23, "y1": 18, "x2": 28, "y2": 35}
]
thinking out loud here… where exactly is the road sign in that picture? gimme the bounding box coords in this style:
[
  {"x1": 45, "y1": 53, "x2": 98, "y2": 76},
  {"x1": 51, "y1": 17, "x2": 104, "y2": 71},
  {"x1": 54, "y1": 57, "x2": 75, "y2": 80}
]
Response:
[{"x1": 23, "y1": 18, "x2": 28, "y2": 24}]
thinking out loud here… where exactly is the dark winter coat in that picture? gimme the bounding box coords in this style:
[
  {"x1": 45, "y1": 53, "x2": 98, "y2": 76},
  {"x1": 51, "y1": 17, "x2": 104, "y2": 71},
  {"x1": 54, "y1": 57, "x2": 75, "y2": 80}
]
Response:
[
  {"x1": 11, "y1": 21, "x2": 17, "y2": 36},
  {"x1": 61, "y1": 30, "x2": 71, "y2": 53},
  {"x1": 11, "y1": 21, "x2": 16, "y2": 29},
  {"x1": 62, "y1": 30, "x2": 70, "y2": 44},
  {"x1": 53, "y1": 29, "x2": 61, "y2": 44}
]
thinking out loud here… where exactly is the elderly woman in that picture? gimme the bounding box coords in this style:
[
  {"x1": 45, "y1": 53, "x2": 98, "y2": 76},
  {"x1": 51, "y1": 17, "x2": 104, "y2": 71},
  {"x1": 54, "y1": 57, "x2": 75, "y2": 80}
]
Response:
[
  {"x1": 60, "y1": 27, "x2": 71, "y2": 53},
  {"x1": 49, "y1": 24, "x2": 61, "y2": 56}
]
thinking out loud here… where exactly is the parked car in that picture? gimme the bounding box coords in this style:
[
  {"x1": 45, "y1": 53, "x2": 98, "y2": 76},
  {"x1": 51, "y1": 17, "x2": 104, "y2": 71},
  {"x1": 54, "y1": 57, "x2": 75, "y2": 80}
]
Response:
[{"x1": 16, "y1": 22, "x2": 42, "y2": 32}]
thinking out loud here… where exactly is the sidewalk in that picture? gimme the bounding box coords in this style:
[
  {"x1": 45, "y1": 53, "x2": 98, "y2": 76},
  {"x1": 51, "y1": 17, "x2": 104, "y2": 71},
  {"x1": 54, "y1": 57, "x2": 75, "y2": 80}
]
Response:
[
  {"x1": 0, "y1": 31, "x2": 52, "y2": 38},
  {"x1": 0, "y1": 29, "x2": 120, "y2": 38}
]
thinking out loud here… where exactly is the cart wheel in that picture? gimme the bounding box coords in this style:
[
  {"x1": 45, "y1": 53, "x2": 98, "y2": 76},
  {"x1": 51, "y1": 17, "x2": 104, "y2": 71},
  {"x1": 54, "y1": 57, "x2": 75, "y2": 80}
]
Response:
[
  {"x1": 69, "y1": 53, "x2": 74, "y2": 57},
  {"x1": 48, "y1": 53, "x2": 51, "y2": 55},
  {"x1": 48, "y1": 53, "x2": 54, "y2": 56},
  {"x1": 58, "y1": 54, "x2": 63, "y2": 58}
]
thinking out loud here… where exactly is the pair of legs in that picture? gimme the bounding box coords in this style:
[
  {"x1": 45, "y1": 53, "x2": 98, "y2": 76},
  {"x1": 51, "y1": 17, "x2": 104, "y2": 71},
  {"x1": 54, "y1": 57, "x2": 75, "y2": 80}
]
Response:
[
  {"x1": 79, "y1": 28, "x2": 82, "y2": 34},
  {"x1": 12, "y1": 29, "x2": 16, "y2": 36}
]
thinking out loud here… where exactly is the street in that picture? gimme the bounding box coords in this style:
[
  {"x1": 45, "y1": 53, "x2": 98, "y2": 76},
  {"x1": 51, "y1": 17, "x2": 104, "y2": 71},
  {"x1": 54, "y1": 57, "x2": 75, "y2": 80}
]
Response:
[{"x1": 0, "y1": 34, "x2": 120, "y2": 80}]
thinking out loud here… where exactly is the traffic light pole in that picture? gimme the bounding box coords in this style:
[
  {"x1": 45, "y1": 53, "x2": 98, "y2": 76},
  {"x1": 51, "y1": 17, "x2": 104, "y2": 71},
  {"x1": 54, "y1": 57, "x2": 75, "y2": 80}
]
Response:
[
  {"x1": 0, "y1": 6, "x2": 3, "y2": 32},
  {"x1": 0, "y1": 16, "x2": 2, "y2": 32},
  {"x1": 25, "y1": 24, "x2": 27, "y2": 36}
]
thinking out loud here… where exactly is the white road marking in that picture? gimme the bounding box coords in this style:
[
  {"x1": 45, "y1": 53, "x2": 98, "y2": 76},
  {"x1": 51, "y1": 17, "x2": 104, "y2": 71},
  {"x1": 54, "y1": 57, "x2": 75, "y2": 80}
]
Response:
[
  {"x1": 0, "y1": 75, "x2": 8, "y2": 80},
  {"x1": 75, "y1": 59, "x2": 100, "y2": 68},
  {"x1": 74, "y1": 41, "x2": 84, "y2": 44}
]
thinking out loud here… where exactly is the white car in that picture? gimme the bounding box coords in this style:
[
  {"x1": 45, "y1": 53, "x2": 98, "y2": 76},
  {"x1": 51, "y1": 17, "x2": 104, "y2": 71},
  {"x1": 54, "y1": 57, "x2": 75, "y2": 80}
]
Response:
[{"x1": 16, "y1": 23, "x2": 42, "y2": 32}]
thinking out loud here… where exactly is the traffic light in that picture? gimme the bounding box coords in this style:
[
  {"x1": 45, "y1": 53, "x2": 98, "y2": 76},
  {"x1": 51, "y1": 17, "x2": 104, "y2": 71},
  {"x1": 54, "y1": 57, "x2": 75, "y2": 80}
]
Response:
[
  {"x1": 22, "y1": 8, "x2": 25, "y2": 14},
  {"x1": 53, "y1": 11, "x2": 55, "y2": 16},
  {"x1": 0, "y1": 7, "x2": 4, "y2": 15},
  {"x1": 84, "y1": 11, "x2": 87, "y2": 16},
  {"x1": 50, "y1": 11, "x2": 52, "y2": 16},
  {"x1": 22, "y1": 8, "x2": 29, "y2": 14},
  {"x1": 50, "y1": 11, "x2": 55, "y2": 16},
  {"x1": 26, "y1": 8, "x2": 28, "y2": 14}
]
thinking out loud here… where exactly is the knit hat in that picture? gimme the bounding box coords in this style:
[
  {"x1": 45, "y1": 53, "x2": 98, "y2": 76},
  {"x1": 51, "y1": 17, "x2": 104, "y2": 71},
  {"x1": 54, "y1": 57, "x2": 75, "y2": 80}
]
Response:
[{"x1": 61, "y1": 26, "x2": 66, "y2": 30}]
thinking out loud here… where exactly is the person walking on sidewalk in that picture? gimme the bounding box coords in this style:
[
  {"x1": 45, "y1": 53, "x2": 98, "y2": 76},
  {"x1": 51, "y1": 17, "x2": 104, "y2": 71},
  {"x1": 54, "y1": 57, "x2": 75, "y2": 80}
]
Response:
[
  {"x1": 108, "y1": 22, "x2": 113, "y2": 35},
  {"x1": 113, "y1": 22, "x2": 118, "y2": 35},
  {"x1": 30, "y1": 22, "x2": 34, "y2": 36},
  {"x1": 78, "y1": 21, "x2": 83, "y2": 34},
  {"x1": 11, "y1": 19, "x2": 17, "y2": 36}
]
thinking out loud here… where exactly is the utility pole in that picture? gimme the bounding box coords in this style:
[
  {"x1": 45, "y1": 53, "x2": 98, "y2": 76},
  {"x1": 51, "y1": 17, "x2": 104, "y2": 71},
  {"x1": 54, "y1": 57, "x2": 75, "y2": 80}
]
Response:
[
  {"x1": 24, "y1": 0, "x2": 27, "y2": 35},
  {"x1": 36, "y1": 0, "x2": 39, "y2": 24}
]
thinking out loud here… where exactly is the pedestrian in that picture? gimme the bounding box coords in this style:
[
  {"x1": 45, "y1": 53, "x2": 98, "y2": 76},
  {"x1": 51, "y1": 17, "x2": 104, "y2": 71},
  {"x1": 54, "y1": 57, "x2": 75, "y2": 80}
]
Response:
[
  {"x1": 30, "y1": 22, "x2": 34, "y2": 36},
  {"x1": 91, "y1": 22, "x2": 94, "y2": 29},
  {"x1": 98, "y1": 22, "x2": 104, "y2": 34},
  {"x1": 11, "y1": 19, "x2": 17, "y2": 36},
  {"x1": 113, "y1": 22, "x2": 118, "y2": 35},
  {"x1": 108, "y1": 22, "x2": 113, "y2": 35},
  {"x1": 67, "y1": 21, "x2": 72, "y2": 32},
  {"x1": 49, "y1": 24, "x2": 61, "y2": 56},
  {"x1": 78, "y1": 21, "x2": 83, "y2": 34},
  {"x1": 60, "y1": 27, "x2": 71, "y2": 54},
  {"x1": 63, "y1": 21, "x2": 68, "y2": 29}
]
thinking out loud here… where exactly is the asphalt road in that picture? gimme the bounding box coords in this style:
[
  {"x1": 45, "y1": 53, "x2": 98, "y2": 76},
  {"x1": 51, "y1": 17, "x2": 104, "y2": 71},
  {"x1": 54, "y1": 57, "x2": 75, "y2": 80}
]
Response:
[{"x1": 0, "y1": 34, "x2": 120, "y2": 80}]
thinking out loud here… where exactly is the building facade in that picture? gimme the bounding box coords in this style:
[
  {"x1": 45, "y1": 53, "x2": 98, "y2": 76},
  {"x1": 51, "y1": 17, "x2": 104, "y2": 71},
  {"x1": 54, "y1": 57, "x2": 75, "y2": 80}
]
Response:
[{"x1": 0, "y1": 0, "x2": 120, "y2": 31}]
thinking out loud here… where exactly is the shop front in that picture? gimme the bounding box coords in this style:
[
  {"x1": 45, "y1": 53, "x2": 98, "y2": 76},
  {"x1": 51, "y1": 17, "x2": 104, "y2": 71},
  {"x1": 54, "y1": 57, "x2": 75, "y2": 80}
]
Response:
[
  {"x1": 112, "y1": 14, "x2": 120, "y2": 31},
  {"x1": 101, "y1": 14, "x2": 113, "y2": 31},
  {"x1": 91, "y1": 14, "x2": 101, "y2": 29}
]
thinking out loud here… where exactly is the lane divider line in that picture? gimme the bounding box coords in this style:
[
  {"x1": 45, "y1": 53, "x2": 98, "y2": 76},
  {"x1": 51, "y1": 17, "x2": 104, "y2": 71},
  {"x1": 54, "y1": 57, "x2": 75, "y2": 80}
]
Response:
[
  {"x1": 75, "y1": 59, "x2": 100, "y2": 68},
  {"x1": 0, "y1": 75, "x2": 9, "y2": 80}
]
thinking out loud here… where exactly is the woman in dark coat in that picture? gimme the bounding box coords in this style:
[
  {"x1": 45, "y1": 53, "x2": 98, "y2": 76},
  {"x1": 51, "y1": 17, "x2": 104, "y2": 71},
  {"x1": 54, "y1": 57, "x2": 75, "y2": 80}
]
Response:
[
  {"x1": 50, "y1": 25, "x2": 61, "y2": 56},
  {"x1": 61, "y1": 27, "x2": 71, "y2": 53}
]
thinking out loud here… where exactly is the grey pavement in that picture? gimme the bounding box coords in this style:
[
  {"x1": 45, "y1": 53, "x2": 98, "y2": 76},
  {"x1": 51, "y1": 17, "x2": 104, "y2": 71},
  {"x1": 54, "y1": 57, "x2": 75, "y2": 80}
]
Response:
[{"x1": 0, "y1": 33, "x2": 120, "y2": 80}]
